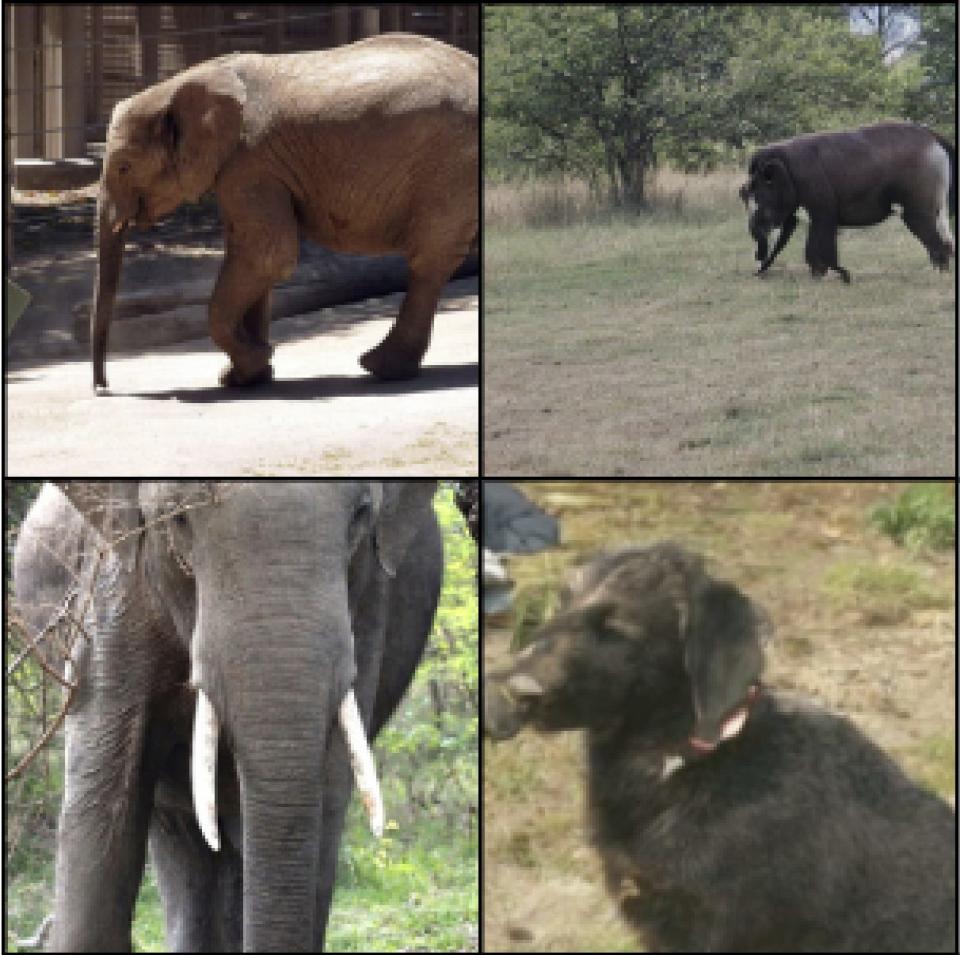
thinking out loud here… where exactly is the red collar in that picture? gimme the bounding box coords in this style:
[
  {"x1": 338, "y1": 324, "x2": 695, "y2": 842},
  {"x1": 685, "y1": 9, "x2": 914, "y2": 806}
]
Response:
[{"x1": 661, "y1": 684, "x2": 761, "y2": 780}]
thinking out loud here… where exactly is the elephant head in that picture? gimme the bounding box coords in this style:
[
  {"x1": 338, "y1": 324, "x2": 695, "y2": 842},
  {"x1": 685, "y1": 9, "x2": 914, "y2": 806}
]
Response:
[
  {"x1": 92, "y1": 62, "x2": 246, "y2": 389},
  {"x1": 739, "y1": 152, "x2": 801, "y2": 276},
  {"x1": 20, "y1": 480, "x2": 440, "y2": 951},
  {"x1": 740, "y1": 154, "x2": 797, "y2": 233}
]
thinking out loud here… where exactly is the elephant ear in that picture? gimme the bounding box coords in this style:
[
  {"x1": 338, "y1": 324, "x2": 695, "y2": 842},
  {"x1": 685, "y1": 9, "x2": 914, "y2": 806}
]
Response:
[
  {"x1": 159, "y1": 65, "x2": 246, "y2": 203},
  {"x1": 759, "y1": 156, "x2": 798, "y2": 212},
  {"x1": 54, "y1": 481, "x2": 143, "y2": 545},
  {"x1": 374, "y1": 482, "x2": 438, "y2": 577}
]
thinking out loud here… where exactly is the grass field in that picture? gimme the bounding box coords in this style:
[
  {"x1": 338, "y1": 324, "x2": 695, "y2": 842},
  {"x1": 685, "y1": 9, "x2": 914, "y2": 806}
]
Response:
[{"x1": 483, "y1": 173, "x2": 956, "y2": 476}]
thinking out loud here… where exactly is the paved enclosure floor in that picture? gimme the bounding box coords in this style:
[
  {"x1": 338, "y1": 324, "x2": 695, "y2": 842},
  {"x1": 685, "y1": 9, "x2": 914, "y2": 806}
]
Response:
[{"x1": 7, "y1": 279, "x2": 477, "y2": 476}]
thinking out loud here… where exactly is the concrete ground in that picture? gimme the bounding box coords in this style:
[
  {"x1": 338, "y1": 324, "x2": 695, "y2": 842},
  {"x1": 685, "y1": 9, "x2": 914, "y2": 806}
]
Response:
[{"x1": 6, "y1": 278, "x2": 477, "y2": 476}]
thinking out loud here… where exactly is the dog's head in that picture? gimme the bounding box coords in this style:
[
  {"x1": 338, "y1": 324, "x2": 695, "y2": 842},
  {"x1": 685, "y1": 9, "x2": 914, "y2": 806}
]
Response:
[{"x1": 483, "y1": 543, "x2": 770, "y2": 756}]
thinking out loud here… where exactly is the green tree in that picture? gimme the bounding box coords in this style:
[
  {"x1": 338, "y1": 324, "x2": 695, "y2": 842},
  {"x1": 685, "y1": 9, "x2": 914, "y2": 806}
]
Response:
[{"x1": 486, "y1": 4, "x2": 913, "y2": 197}]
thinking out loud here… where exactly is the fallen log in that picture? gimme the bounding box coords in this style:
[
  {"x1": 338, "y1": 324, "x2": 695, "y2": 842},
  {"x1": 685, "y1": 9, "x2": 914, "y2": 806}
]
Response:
[{"x1": 73, "y1": 249, "x2": 477, "y2": 348}]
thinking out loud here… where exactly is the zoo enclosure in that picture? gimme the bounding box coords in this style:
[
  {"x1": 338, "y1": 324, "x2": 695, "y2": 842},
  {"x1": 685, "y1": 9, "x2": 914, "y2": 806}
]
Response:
[{"x1": 6, "y1": 3, "x2": 479, "y2": 184}]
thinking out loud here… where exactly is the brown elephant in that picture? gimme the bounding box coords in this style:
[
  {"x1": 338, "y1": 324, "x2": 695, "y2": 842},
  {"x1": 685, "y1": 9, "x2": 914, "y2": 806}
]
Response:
[{"x1": 92, "y1": 34, "x2": 478, "y2": 390}]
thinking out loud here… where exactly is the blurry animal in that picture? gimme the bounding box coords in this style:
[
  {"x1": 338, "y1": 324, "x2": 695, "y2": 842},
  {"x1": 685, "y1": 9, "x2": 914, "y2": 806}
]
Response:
[
  {"x1": 739, "y1": 122, "x2": 956, "y2": 282},
  {"x1": 485, "y1": 543, "x2": 956, "y2": 953}
]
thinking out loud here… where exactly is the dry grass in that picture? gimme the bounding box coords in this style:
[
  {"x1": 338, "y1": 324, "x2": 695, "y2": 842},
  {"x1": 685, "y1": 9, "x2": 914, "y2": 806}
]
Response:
[
  {"x1": 484, "y1": 168, "x2": 747, "y2": 229},
  {"x1": 483, "y1": 170, "x2": 956, "y2": 476}
]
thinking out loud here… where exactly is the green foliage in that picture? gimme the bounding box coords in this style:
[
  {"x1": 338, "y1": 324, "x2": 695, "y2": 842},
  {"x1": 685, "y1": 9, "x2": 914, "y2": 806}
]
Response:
[
  {"x1": 486, "y1": 4, "x2": 741, "y2": 200},
  {"x1": 5, "y1": 483, "x2": 477, "y2": 951},
  {"x1": 902, "y1": 3, "x2": 956, "y2": 132},
  {"x1": 132, "y1": 869, "x2": 165, "y2": 952},
  {"x1": 870, "y1": 483, "x2": 956, "y2": 551},
  {"x1": 332, "y1": 820, "x2": 477, "y2": 951},
  {"x1": 372, "y1": 486, "x2": 477, "y2": 828},
  {"x1": 6, "y1": 482, "x2": 63, "y2": 954},
  {"x1": 822, "y1": 559, "x2": 953, "y2": 626},
  {"x1": 331, "y1": 485, "x2": 477, "y2": 949},
  {"x1": 486, "y1": 4, "x2": 948, "y2": 199},
  {"x1": 721, "y1": 6, "x2": 889, "y2": 147}
]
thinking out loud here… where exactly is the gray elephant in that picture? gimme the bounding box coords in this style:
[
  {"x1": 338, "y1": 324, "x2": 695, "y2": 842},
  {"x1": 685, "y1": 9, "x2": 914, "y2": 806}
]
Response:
[
  {"x1": 92, "y1": 34, "x2": 478, "y2": 390},
  {"x1": 13, "y1": 481, "x2": 444, "y2": 952}
]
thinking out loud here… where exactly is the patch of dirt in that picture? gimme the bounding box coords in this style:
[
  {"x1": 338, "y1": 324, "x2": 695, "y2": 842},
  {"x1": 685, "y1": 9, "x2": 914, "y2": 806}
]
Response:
[
  {"x1": 483, "y1": 481, "x2": 955, "y2": 952},
  {"x1": 7, "y1": 191, "x2": 478, "y2": 476}
]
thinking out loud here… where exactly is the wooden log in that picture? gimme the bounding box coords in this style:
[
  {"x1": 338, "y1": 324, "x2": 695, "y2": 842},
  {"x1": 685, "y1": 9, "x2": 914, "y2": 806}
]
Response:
[{"x1": 72, "y1": 251, "x2": 477, "y2": 347}]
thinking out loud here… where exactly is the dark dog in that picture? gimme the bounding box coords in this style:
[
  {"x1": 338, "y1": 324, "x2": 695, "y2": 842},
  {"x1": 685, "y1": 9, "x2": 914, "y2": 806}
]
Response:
[{"x1": 485, "y1": 543, "x2": 956, "y2": 952}]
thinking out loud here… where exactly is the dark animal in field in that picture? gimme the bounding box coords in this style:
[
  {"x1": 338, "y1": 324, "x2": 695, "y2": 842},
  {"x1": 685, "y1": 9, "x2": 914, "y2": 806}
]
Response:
[
  {"x1": 739, "y1": 122, "x2": 956, "y2": 282},
  {"x1": 484, "y1": 543, "x2": 956, "y2": 953}
]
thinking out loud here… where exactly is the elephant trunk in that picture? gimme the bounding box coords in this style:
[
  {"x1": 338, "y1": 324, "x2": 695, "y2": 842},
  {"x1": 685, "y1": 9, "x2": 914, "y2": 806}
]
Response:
[
  {"x1": 190, "y1": 685, "x2": 383, "y2": 853},
  {"x1": 91, "y1": 192, "x2": 127, "y2": 391},
  {"x1": 191, "y1": 559, "x2": 374, "y2": 952}
]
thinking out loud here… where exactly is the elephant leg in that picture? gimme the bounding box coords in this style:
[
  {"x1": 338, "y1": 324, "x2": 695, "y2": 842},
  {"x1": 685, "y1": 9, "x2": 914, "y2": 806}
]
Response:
[
  {"x1": 50, "y1": 713, "x2": 153, "y2": 950},
  {"x1": 805, "y1": 219, "x2": 849, "y2": 284},
  {"x1": 240, "y1": 289, "x2": 272, "y2": 349},
  {"x1": 208, "y1": 262, "x2": 278, "y2": 387},
  {"x1": 150, "y1": 807, "x2": 243, "y2": 952},
  {"x1": 902, "y1": 206, "x2": 953, "y2": 270},
  {"x1": 212, "y1": 184, "x2": 298, "y2": 387},
  {"x1": 360, "y1": 244, "x2": 471, "y2": 381}
]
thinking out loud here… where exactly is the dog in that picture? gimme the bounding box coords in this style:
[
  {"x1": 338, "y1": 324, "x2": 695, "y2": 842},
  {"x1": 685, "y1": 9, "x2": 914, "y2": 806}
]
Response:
[{"x1": 484, "y1": 543, "x2": 956, "y2": 952}]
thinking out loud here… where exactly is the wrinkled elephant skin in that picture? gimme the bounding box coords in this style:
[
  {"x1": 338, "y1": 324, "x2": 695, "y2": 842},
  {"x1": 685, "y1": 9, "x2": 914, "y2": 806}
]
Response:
[
  {"x1": 13, "y1": 481, "x2": 444, "y2": 952},
  {"x1": 92, "y1": 34, "x2": 478, "y2": 391}
]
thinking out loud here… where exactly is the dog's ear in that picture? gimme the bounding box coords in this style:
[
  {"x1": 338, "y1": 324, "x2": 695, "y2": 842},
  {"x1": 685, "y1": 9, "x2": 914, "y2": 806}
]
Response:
[{"x1": 683, "y1": 579, "x2": 766, "y2": 746}]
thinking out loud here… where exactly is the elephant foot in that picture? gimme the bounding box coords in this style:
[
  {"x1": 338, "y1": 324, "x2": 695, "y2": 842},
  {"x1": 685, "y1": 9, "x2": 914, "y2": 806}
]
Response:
[
  {"x1": 219, "y1": 362, "x2": 274, "y2": 387},
  {"x1": 359, "y1": 341, "x2": 425, "y2": 381}
]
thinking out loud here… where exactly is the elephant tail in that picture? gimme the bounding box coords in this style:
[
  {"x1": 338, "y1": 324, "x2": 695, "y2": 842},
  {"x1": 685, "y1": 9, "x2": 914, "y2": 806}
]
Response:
[{"x1": 933, "y1": 131, "x2": 957, "y2": 218}]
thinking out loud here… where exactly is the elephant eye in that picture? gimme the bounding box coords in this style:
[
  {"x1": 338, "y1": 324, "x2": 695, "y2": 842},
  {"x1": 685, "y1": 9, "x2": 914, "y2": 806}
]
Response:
[{"x1": 118, "y1": 162, "x2": 131, "y2": 176}]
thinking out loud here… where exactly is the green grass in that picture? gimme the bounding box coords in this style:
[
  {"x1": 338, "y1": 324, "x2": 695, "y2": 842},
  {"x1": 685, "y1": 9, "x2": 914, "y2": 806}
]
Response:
[
  {"x1": 821, "y1": 559, "x2": 953, "y2": 624},
  {"x1": 9, "y1": 812, "x2": 476, "y2": 953},
  {"x1": 329, "y1": 812, "x2": 477, "y2": 952},
  {"x1": 484, "y1": 172, "x2": 956, "y2": 476},
  {"x1": 870, "y1": 483, "x2": 956, "y2": 550}
]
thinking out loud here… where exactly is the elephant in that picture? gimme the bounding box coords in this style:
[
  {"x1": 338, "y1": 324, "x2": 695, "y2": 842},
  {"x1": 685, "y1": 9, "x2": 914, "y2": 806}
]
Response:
[
  {"x1": 91, "y1": 34, "x2": 478, "y2": 391},
  {"x1": 13, "y1": 481, "x2": 444, "y2": 952},
  {"x1": 739, "y1": 122, "x2": 956, "y2": 282}
]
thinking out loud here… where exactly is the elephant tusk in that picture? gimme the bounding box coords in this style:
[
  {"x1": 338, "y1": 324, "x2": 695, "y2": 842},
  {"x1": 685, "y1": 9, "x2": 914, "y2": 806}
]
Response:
[
  {"x1": 191, "y1": 688, "x2": 221, "y2": 852},
  {"x1": 339, "y1": 690, "x2": 384, "y2": 838}
]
